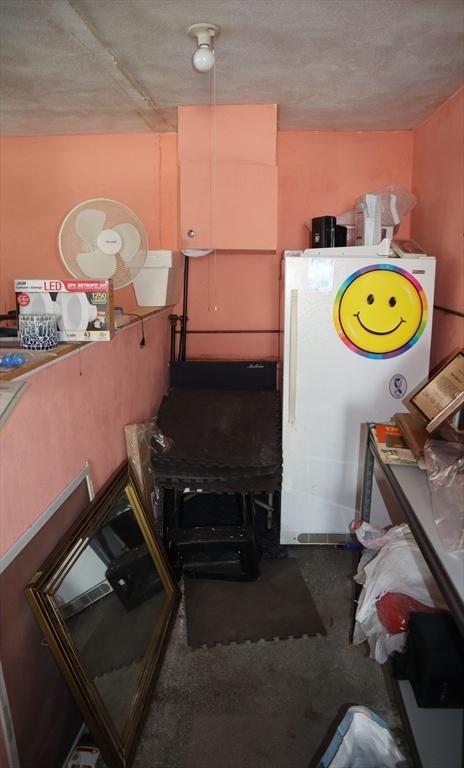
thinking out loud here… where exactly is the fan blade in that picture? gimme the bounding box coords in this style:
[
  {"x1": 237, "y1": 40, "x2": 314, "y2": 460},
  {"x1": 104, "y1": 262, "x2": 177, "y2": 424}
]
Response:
[
  {"x1": 76, "y1": 251, "x2": 117, "y2": 279},
  {"x1": 113, "y1": 223, "x2": 141, "y2": 264},
  {"x1": 75, "y1": 209, "x2": 106, "y2": 245}
]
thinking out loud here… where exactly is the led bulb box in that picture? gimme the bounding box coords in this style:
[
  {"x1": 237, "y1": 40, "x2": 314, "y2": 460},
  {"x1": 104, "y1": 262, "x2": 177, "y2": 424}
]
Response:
[{"x1": 15, "y1": 279, "x2": 115, "y2": 342}]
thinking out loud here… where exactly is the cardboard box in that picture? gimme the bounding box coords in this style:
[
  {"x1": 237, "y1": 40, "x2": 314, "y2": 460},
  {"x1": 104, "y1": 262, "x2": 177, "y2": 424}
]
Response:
[
  {"x1": 15, "y1": 279, "x2": 114, "y2": 342},
  {"x1": 67, "y1": 745, "x2": 101, "y2": 768}
]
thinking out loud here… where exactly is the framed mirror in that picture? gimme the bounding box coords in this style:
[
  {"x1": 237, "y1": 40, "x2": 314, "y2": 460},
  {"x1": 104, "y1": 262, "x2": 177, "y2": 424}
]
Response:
[{"x1": 26, "y1": 461, "x2": 180, "y2": 768}]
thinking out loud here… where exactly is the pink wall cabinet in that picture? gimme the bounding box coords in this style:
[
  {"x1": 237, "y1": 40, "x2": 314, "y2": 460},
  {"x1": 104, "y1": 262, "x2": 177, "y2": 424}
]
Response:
[
  {"x1": 179, "y1": 160, "x2": 278, "y2": 250},
  {"x1": 178, "y1": 104, "x2": 277, "y2": 165},
  {"x1": 178, "y1": 104, "x2": 278, "y2": 251}
]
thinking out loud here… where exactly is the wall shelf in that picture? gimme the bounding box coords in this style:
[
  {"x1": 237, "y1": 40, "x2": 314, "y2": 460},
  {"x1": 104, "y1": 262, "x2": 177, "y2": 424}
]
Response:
[{"x1": 0, "y1": 307, "x2": 170, "y2": 382}]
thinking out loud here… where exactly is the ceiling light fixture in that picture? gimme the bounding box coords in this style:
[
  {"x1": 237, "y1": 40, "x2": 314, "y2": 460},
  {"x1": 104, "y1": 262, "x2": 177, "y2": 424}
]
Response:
[{"x1": 187, "y1": 23, "x2": 220, "y2": 73}]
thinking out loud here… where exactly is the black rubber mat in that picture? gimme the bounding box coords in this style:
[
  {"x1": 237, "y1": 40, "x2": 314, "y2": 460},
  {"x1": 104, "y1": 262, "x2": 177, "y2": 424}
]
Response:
[
  {"x1": 154, "y1": 389, "x2": 281, "y2": 470},
  {"x1": 184, "y1": 558, "x2": 326, "y2": 648},
  {"x1": 154, "y1": 471, "x2": 281, "y2": 492},
  {"x1": 150, "y1": 457, "x2": 280, "y2": 476}
]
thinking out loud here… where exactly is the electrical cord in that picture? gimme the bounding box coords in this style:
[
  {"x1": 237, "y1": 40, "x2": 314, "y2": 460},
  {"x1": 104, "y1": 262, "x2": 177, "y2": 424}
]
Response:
[{"x1": 115, "y1": 310, "x2": 146, "y2": 348}]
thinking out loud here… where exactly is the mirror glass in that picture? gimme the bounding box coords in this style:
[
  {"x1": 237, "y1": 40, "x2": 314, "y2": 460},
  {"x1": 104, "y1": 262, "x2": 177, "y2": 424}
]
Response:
[
  {"x1": 27, "y1": 462, "x2": 179, "y2": 768},
  {"x1": 55, "y1": 489, "x2": 166, "y2": 732}
]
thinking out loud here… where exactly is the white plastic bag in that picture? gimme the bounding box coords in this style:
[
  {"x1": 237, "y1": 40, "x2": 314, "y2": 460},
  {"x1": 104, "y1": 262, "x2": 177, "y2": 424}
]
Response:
[
  {"x1": 319, "y1": 706, "x2": 409, "y2": 768},
  {"x1": 336, "y1": 185, "x2": 416, "y2": 247},
  {"x1": 354, "y1": 521, "x2": 406, "y2": 550},
  {"x1": 352, "y1": 597, "x2": 407, "y2": 664},
  {"x1": 424, "y1": 439, "x2": 464, "y2": 552},
  {"x1": 353, "y1": 524, "x2": 447, "y2": 662},
  {"x1": 334, "y1": 209, "x2": 357, "y2": 245},
  {"x1": 357, "y1": 526, "x2": 446, "y2": 610},
  {"x1": 357, "y1": 185, "x2": 416, "y2": 225}
]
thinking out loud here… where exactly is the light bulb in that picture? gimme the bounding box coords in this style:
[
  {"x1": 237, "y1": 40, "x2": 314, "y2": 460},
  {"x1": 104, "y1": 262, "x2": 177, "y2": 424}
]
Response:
[{"x1": 192, "y1": 44, "x2": 215, "y2": 73}]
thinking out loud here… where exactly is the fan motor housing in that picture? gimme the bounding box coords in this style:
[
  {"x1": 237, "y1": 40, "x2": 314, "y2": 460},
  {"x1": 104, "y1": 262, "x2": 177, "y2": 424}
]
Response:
[{"x1": 97, "y1": 229, "x2": 123, "y2": 255}]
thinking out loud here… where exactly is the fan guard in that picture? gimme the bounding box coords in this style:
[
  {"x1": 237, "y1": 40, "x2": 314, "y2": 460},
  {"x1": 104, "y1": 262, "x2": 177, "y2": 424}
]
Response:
[{"x1": 59, "y1": 198, "x2": 148, "y2": 290}]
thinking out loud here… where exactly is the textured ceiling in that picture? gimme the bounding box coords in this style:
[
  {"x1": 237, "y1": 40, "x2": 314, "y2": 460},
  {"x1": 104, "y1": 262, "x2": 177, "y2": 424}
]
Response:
[{"x1": 0, "y1": 0, "x2": 463, "y2": 136}]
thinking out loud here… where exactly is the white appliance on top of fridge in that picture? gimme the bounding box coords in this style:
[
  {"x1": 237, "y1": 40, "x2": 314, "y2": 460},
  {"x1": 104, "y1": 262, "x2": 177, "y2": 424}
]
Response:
[{"x1": 281, "y1": 239, "x2": 435, "y2": 545}]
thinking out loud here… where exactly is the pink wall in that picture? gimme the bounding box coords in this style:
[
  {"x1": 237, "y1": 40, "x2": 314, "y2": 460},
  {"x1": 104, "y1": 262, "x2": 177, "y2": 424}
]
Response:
[
  {"x1": 1, "y1": 128, "x2": 414, "y2": 362},
  {"x1": 177, "y1": 251, "x2": 281, "y2": 360},
  {"x1": 277, "y1": 131, "x2": 413, "y2": 251},
  {"x1": 0, "y1": 315, "x2": 170, "y2": 556},
  {"x1": 0, "y1": 131, "x2": 179, "y2": 556},
  {"x1": 0, "y1": 133, "x2": 178, "y2": 313},
  {"x1": 181, "y1": 130, "x2": 413, "y2": 359},
  {"x1": 411, "y1": 88, "x2": 464, "y2": 370},
  {"x1": 0, "y1": 315, "x2": 171, "y2": 766},
  {"x1": 2, "y1": 115, "x2": 461, "y2": 368},
  {"x1": 0, "y1": 132, "x2": 177, "y2": 762}
]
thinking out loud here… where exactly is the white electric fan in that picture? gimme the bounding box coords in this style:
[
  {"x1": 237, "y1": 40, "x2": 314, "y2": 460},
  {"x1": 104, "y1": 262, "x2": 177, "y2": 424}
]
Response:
[{"x1": 58, "y1": 198, "x2": 148, "y2": 288}]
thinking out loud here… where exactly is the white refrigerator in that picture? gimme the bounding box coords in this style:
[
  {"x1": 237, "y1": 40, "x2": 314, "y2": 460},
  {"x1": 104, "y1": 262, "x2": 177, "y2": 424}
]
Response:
[{"x1": 280, "y1": 241, "x2": 435, "y2": 544}]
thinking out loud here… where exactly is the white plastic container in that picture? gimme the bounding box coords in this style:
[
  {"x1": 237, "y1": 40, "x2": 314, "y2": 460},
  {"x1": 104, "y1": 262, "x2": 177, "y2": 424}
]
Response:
[
  {"x1": 133, "y1": 250, "x2": 184, "y2": 307},
  {"x1": 355, "y1": 194, "x2": 382, "y2": 246}
]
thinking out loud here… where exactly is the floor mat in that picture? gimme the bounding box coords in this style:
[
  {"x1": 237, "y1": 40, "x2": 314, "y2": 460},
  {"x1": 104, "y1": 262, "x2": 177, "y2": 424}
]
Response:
[
  {"x1": 185, "y1": 713, "x2": 316, "y2": 768},
  {"x1": 184, "y1": 558, "x2": 326, "y2": 648}
]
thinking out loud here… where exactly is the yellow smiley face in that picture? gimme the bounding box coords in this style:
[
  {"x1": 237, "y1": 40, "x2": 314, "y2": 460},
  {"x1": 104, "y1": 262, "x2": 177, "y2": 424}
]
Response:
[{"x1": 336, "y1": 267, "x2": 425, "y2": 355}]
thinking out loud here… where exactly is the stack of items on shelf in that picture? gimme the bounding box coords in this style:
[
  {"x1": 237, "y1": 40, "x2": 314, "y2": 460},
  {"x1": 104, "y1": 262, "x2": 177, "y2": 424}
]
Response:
[{"x1": 371, "y1": 422, "x2": 424, "y2": 468}]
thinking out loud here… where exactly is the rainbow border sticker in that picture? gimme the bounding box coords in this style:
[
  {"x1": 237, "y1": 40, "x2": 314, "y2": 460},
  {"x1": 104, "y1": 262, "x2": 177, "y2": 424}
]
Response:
[{"x1": 333, "y1": 264, "x2": 428, "y2": 359}]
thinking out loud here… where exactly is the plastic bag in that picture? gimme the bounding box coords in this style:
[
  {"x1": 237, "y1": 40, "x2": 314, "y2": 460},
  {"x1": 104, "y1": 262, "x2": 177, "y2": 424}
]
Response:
[
  {"x1": 357, "y1": 185, "x2": 416, "y2": 225},
  {"x1": 319, "y1": 705, "x2": 410, "y2": 768},
  {"x1": 336, "y1": 185, "x2": 416, "y2": 247},
  {"x1": 0, "y1": 348, "x2": 52, "y2": 370},
  {"x1": 424, "y1": 439, "x2": 464, "y2": 551},
  {"x1": 355, "y1": 524, "x2": 446, "y2": 612},
  {"x1": 124, "y1": 418, "x2": 173, "y2": 534},
  {"x1": 353, "y1": 524, "x2": 447, "y2": 662},
  {"x1": 376, "y1": 592, "x2": 442, "y2": 634},
  {"x1": 351, "y1": 522, "x2": 405, "y2": 590},
  {"x1": 354, "y1": 521, "x2": 406, "y2": 550},
  {"x1": 150, "y1": 419, "x2": 174, "y2": 456},
  {"x1": 334, "y1": 209, "x2": 357, "y2": 246}
]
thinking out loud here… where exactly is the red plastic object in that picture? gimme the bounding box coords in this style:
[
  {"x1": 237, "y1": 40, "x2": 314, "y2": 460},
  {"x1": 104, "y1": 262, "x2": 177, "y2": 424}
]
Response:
[{"x1": 376, "y1": 592, "x2": 442, "y2": 634}]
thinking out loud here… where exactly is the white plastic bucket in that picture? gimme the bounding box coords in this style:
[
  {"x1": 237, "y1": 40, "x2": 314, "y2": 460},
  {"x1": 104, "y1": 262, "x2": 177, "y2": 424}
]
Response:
[{"x1": 133, "y1": 251, "x2": 184, "y2": 307}]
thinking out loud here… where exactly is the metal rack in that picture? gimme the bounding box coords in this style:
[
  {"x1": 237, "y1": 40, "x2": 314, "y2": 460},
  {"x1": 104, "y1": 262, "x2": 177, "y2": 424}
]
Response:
[{"x1": 360, "y1": 425, "x2": 464, "y2": 768}]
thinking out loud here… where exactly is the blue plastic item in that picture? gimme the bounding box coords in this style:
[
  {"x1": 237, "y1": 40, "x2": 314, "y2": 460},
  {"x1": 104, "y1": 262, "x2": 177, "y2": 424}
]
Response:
[{"x1": 0, "y1": 353, "x2": 27, "y2": 369}]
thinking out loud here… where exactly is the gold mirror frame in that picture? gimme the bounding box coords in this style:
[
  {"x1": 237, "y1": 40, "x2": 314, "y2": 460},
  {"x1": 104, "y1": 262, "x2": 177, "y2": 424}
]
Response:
[{"x1": 26, "y1": 461, "x2": 180, "y2": 768}]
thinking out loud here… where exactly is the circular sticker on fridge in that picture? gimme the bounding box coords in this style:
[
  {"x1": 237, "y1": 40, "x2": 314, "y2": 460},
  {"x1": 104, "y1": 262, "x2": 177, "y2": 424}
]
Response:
[
  {"x1": 333, "y1": 264, "x2": 427, "y2": 359},
  {"x1": 389, "y1": 374, "x2": 407, "y2": 399}
]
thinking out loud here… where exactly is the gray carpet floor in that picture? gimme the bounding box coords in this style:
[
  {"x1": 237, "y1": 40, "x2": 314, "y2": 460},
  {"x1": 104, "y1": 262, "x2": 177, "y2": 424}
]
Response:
[{"x1": 133, "y1": 547, "x2": 405, "y2": 768}]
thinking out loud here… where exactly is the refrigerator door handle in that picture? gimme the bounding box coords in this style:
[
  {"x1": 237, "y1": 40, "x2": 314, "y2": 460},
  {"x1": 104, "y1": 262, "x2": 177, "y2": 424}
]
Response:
[{"x1": 289, "y1": 288, "x2": 298, "y2": 424}]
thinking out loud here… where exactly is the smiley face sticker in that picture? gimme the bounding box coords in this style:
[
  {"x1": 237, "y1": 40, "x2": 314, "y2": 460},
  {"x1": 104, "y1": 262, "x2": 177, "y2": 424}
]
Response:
[{"x1": 333, "y1": 264, "x2": 428, "y2": 359}]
